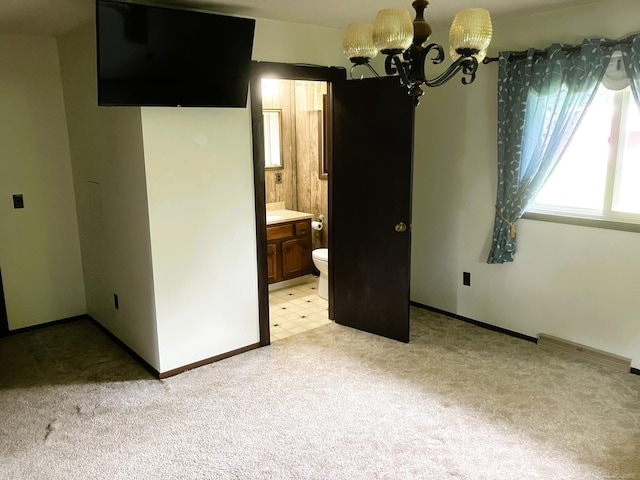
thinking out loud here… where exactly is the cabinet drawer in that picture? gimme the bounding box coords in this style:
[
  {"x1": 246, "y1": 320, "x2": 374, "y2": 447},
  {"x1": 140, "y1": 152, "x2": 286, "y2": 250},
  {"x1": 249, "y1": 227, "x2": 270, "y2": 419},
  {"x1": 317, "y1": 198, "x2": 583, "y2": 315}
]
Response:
[
  {"x1": 266, "y1": 223, "x2": 294, "y2": 241},
  {"x1": 295, "y1": 220, "x2": 310, "y2": 236}
]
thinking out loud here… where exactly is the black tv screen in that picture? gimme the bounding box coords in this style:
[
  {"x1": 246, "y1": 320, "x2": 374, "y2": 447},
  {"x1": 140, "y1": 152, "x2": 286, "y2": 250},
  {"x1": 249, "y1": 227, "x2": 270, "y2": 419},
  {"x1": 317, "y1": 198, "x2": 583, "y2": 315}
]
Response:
[{"x1": 96, "y1": 0, "x2": 255, "y2": 107}]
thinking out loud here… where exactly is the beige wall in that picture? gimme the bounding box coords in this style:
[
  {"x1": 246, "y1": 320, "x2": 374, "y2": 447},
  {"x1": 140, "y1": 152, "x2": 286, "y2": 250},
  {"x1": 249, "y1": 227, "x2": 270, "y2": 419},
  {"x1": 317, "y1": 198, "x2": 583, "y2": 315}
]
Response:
[
  {"x1": 0, "y1": 33, "x2": 85, "y2": 329},
  {"x1": 58, "y1": 24, "x2": 160, "y2": 369},
  {"x1": 410, "y1": 0, "x2": 640, "y2": 368}
]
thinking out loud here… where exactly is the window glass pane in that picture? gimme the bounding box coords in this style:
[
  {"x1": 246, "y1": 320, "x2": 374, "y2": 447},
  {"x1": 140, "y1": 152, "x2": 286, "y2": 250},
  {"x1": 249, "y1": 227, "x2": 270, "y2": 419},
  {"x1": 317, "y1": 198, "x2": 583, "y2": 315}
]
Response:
[
  {"x1": 612, "y1": 96, "x2": 640, "y2": 214},
  {"x1": 533, "y1": 86, "x2": 615, "y2": 210}
]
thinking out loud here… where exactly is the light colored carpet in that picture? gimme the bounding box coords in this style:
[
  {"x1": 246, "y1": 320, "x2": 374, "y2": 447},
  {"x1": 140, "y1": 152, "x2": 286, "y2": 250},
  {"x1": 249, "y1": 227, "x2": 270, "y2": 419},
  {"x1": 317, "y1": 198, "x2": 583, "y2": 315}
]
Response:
[{"x1": 1, "y1": 307, "x2": 639, "y2": 479}]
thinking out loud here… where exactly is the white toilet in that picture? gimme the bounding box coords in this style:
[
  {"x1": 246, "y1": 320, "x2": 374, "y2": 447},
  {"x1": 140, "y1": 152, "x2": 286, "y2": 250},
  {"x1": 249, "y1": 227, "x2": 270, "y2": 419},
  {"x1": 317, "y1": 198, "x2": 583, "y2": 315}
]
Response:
[{"x1": 311, "y1": 248, "x2": 329, "y2": 300}]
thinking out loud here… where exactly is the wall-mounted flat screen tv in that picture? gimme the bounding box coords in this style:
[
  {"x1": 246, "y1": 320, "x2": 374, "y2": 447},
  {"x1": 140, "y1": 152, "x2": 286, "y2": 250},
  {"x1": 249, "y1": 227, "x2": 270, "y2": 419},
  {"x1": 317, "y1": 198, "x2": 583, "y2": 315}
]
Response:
[{"x1": 96, "y1": 0, "x2": 255, "y2": 107}]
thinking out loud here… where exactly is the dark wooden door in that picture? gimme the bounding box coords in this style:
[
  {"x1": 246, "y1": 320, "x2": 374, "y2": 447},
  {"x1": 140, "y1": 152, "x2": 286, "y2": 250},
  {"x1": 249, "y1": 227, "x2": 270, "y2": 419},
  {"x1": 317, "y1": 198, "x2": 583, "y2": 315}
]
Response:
[{"x1": 329, "y1": 76, "x2": 414, "y2": 343}]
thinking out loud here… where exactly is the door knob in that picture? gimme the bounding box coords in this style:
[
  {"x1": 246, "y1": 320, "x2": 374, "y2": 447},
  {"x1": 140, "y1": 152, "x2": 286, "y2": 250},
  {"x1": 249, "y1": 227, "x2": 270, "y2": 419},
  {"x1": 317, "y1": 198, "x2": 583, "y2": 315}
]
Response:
[{"x1": 395, "y1": 222, "x2": 407, "y2": 233}]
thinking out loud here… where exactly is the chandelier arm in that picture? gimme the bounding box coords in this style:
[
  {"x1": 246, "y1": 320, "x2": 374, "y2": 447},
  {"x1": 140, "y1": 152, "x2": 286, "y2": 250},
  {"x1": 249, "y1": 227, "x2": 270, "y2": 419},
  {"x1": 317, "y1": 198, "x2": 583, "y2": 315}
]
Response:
[
  {"x1": 421, "y1": 43, "x2": 445, "y2": 65},
  {"x1": 423, "y1": 59, "x2": 465, "y2": 87},
  {"x1": 459, "y1": 58, "x2": 479, "y2": 85},
  {"x1": 384, "y1": 54, "x2": 409, "y2": 79},
  {"x1": 390, "y1": 55, "x2": 412, "y2": 87},
  {"x1": 384, "y1": 54, "x2": 396, "y2": 76},
  {"x1": 422, "y1": 56, "x2": 478, "y2": 87},
  {"x1": 349, "y1": 63, "x2": 382, "y2": 80},
  {"x1": 407, "y1": 43, "x2": 446, "y2": 86},
  {"x1": 365, "y1": 63, "x2": 382, "y2": 79}
]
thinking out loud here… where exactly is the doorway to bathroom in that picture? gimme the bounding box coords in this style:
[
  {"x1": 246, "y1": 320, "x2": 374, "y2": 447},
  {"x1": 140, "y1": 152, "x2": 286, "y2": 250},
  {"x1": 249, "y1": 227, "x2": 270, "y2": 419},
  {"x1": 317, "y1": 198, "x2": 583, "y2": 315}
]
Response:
[
  {"x1": 250, "y1": 62, "x2": 344, "y2": 345},
  {"x1": 251, "y1": 63, "x2": 415, "y2": 347},
  {"x1": 252, "y1": 64, "x2": 340, "y2": 343}
]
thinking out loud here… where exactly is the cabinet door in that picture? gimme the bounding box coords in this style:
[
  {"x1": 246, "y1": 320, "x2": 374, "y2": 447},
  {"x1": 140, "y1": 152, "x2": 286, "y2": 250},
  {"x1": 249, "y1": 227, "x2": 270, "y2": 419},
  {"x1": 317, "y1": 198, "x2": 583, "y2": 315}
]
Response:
[
  {"x1": 282, "y1": 238, "x2": 312, "y2": 279},
  {"x1": 267, "y1": 243, "x2": 279, "y2": 283}
]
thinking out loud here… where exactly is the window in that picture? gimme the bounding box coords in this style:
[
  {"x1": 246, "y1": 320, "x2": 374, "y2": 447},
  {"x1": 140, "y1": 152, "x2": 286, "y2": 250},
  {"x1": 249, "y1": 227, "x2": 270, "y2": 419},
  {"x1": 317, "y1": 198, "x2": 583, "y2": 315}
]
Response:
[{"x1": 527, "y1": 84, "x2": 640, "y2": 225}]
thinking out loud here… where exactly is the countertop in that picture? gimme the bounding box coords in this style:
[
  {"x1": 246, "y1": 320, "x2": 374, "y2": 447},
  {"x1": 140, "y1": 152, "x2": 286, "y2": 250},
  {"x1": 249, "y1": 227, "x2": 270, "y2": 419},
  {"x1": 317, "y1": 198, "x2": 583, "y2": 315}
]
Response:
[{"x1": 266, "y1": 209, "x2": 313, "y2": 226}]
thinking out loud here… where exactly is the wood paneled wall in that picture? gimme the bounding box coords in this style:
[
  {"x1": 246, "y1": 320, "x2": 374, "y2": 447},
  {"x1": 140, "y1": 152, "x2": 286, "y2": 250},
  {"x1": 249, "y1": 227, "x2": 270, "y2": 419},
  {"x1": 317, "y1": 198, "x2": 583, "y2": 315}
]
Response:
[
  {"x1": 294, "y1": 81, "x2": 328, "y2": 249},
  {"x1": 262, "y1": 79, "x2": 328, "y2": 249}
]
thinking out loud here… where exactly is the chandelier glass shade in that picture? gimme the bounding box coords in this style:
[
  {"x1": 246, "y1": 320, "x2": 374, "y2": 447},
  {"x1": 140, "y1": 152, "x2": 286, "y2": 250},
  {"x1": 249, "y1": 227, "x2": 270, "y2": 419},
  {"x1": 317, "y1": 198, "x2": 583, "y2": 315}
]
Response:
[
  {"x1": 342, "y1": 0, "x2": 493, "y2": 105},
  {"x1": 343, "y1": 22, "x2": 378, "y2": 64},
  {"x1": 372, "y1": 9, "x2": 414, "y2": 54},
  {"x1": 449, "y1": 8, "x2": 493, "y2": 58}
]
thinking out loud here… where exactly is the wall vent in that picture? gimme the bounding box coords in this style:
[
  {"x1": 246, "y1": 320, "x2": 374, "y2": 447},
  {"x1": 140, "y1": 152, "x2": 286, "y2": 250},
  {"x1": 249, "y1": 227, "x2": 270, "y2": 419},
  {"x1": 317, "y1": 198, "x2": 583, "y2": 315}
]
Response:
[{"x1": 538, "y1": 333, "x2": 631, "y2": 373}]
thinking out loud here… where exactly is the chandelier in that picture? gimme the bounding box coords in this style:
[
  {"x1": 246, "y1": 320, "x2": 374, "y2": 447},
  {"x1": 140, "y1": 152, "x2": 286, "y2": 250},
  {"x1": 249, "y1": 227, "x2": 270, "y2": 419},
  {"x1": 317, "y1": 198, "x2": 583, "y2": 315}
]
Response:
[{"x1": 342, "y1": 0, "x2": 492, "y2": 105}]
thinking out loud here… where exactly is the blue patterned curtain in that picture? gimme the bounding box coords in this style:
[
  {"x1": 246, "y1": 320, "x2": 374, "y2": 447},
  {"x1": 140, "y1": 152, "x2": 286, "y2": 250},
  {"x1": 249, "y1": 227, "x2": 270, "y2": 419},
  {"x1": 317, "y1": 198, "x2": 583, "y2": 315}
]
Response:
[
  {"x1": 487, "y1": 39, "x2": 614, "y2": 264},
  {"x1": 620, "y1": 35, "x2": 640, "y2": 107}
]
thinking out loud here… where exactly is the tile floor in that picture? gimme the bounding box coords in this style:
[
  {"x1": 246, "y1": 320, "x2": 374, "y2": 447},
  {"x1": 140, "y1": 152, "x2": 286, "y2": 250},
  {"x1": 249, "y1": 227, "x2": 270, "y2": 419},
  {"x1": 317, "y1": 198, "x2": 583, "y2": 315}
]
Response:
[{"x1": 269, "y1": 276, "x2": 331, "y2": 342}]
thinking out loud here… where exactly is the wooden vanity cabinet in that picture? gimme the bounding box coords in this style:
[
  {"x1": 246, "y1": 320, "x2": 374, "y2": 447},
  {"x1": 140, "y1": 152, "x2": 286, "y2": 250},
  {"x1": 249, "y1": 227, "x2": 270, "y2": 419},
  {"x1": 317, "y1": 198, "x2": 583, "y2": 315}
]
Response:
[{"x1": 266, "y1": 219, "x2": 313, "y2": 284}]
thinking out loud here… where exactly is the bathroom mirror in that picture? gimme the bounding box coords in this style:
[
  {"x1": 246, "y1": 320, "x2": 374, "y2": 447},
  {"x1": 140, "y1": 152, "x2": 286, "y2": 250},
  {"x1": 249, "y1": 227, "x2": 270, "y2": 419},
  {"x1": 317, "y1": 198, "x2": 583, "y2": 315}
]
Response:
[
  {"x1": 263, "y1": 109, "x2": 283, "y2": 169},
  {"x1": 319, "y1": 95, "x2": 329, "y2": 179}
]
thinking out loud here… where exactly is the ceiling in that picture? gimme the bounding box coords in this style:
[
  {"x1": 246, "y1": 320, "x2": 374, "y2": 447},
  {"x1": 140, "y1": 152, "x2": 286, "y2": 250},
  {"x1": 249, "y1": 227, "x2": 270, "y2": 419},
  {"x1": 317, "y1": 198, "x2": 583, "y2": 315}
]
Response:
[{"x1": 0, "y1": 0, "x2": 601, "y2": 38}]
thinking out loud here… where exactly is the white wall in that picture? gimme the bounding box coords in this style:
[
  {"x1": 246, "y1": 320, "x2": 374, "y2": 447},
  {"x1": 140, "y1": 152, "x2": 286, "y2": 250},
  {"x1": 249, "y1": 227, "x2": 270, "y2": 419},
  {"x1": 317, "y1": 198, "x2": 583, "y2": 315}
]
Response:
[
  {"x1": 58, "y1": 24, "x2": 160, "y2": 369},
  {"x1": 411, "y1": 0, "x2": 640, "y2": 368},
  {"x1": 140, "y1": 18, "x2": 348, "y2": 373},
  {"x1": 141, "y1": 108, "x2": 258, "y2": 372},
  {"x1": 253, "y1": 19, "x2": 350, "y2": 68},
  {"x1": 0, "y1": 33, "x2": 85, "y2": 329}
]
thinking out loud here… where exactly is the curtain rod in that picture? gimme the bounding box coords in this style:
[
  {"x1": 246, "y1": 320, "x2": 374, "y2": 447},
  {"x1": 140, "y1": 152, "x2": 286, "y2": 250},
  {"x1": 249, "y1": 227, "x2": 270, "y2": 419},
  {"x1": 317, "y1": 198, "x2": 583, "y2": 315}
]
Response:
[{"x1": 482, "y1": 38, "x2": 635, "y2": 64}]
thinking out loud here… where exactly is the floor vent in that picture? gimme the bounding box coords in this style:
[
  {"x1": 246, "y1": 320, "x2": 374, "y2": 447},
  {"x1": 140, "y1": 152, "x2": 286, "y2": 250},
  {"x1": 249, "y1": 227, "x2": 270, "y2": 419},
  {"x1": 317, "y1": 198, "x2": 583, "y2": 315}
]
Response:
[{"x1": 538, "y1": 334, "x2": 631, "y2": 372}]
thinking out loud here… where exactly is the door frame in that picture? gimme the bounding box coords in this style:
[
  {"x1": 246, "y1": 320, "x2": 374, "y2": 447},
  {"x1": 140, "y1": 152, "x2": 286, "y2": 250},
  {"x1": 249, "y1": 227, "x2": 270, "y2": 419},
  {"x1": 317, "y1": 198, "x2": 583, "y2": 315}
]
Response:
[{"x1": 250, "y1": 61, "x2": 345, "y2": 346}]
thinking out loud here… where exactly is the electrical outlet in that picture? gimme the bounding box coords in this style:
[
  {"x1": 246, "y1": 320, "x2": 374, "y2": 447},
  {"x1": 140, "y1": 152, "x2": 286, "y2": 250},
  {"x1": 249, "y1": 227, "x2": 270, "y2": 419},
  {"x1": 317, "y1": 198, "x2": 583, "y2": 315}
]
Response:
[
  {"x1": 463, "y1": 272, "x2": 471, "y2": 286},
  {"x1": 13, "y1": 194, "x2": 24, "y2": 209},
  {"x1": 275, "y1": 172, "x2": 282, "y2": 184},
  {"x1": 114, "y1": 293, "x2": 119, "y2": 310}
]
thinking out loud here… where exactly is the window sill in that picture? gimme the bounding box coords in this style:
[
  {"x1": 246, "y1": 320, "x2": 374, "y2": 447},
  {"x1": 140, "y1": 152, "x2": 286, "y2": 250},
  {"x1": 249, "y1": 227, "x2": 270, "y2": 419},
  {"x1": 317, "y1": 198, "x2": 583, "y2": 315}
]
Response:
[{"x1": 522, "y1": 212, "x2": 640, "y2": 234}]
